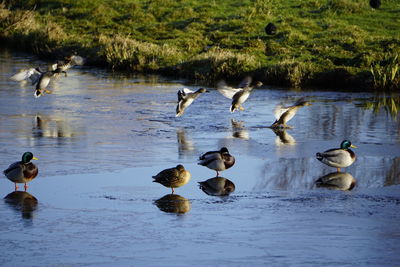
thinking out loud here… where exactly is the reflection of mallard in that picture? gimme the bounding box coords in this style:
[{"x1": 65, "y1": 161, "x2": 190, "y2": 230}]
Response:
[
  {"x1": 315, "y1": 172, "x2": 356, "y2": 191},
  {"x1": 152, "y1": 165, "x2": 191, "y2": 193},
  {"x1": 177, "y1": 129, "x2": 195, "y2": 152},
  {"x1": 198, "y1": 147, "x2": 235, "y2": 176},
  {"x1": 217, "y1": 76, "x2": 263, "y2": 113},
  {"x1": 3, "y1": 152, "x2": 39, "y2": 190},
  {"x1": 176, "y1": 88, "x2": 208, "y2": 117},
  {"x1": 231, "y1": 119, "x2": 250, "y2": 140},
  {"x1": 154, "y1": 194, "x2": 191, "y2": 214},
  {"x1": 198, "y1": 177, "x2": 235, "y2": 196},
  {"x1": 33, "y1": 114, "x2": 74, "y2": 138},
  {"x1": 4, "y1": 191, "x2": 38, "y2": 219},
  {"x1": 316, "y1": 140, "x2": 357, "y2": 172},
  {"x1": 271, "y1": 98, "x2": 312, "y2": 128},
  {"x1": 272, "y1": 128, "x2": 296, "y2": 146}
]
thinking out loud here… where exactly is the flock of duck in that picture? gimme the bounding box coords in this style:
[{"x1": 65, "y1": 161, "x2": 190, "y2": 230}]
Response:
[{"x1": 4, "y1": 60, "x2": 358, "y2": 196}]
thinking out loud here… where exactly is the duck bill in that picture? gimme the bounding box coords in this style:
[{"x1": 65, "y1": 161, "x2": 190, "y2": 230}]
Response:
[
  {"x1": 350, "y1": 144, "x2": 357, "y2": 148},
  {"x1": 32, "y1": 156, "x2": 39, "y2": 160}
]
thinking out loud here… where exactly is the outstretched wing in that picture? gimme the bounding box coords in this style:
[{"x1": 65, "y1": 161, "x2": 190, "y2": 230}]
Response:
[
  {"x1": 177, "y1": 90, "x2": 185, "y2": 102},
  {"x1": 10, "y1": 68, "x2": 41, "y2": 82},
  {"x1": 217, "y1": 80, "x2": 242, "y2": 99},
  {"x1": 237, "y1": 76, "x2": 252, "y2": 88},
  {"x1": 70, "y1": 55, "x2": 85, "y2": 66},
  {"x1": 273, "y1": 104, "x2": 289, "y2": 120}
]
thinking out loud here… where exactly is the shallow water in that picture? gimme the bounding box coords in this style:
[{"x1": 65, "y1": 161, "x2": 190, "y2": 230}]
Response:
[{"x1": 0, "y1": 49, "x2": 399, "y2": 266}]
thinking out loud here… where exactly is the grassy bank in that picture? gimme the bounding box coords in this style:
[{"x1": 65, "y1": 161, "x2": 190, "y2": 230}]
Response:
[{"x1": 0, "y1": 0, "x2": 399, "y2": 90}]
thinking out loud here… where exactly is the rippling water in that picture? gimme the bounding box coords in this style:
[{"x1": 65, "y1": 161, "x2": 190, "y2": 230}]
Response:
[{"x1": 0, "y1": 49, "x2": 399, "y2": 266}]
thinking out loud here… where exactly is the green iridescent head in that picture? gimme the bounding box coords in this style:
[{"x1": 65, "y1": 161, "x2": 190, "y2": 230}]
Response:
[
  {"x1": 340, "y1": 140, "x2": 357, "y2": 149},
  {"x1": 22, "y1": 152, "x2": 38, "y2": 163}
]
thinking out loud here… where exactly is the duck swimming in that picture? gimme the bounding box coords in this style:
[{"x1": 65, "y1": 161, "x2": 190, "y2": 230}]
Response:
[
  {"x1": 198, "y1": 147, "x2": 235, "y2": 176},
  {"x1": 271, "y1": 98, "x2": 312, "y2": 128},
  {"x1": 217, "y1": 76, "x2": 263, "y2": 113},
  {"x1": 316, "y1": 140, "x2": 357, "y2": 172},
  {"x1": 152, "y1": 164, "x2": 191, "y2": 193},
  {"x1": 3, "y1": 152, "x2": 39, "y2": 191},
  {"x1": 176, "y1": 88, "x2": 209, "y2": 117}
]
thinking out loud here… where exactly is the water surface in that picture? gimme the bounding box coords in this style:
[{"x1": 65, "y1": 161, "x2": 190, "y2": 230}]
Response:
[{"x1": 0, "y1": 49, "x2": 399, "y2": 266}]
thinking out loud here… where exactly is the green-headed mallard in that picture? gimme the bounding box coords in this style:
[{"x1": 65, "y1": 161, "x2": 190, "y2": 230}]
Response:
[
  {"x1": 271, "y1": 98, "x2": 312, "y2": 128},
  {"x1": 217, "y1": 76, "x2": 263, "y2": 113},
  {"x1": 198, "y1": 177, "x2": 235, "y2": 196},
  {"x1": 3, "y1": 152, "x2": 39, "y2": 191},
  {"x1": 152, "y1": 164, "x2": 191, "y2": 193},
  {"x1": 315, "y1": 172, "x2": 356, "y2": 191},
  {"x1": 176, "y1": 88, "x2": 209, "y2": 117},
  {"x1": 316, "y1": 140, "x2": 357, "y2": 172},
  {"x1": 198, "y1": 147, "x2": 235, "y2": 176}
]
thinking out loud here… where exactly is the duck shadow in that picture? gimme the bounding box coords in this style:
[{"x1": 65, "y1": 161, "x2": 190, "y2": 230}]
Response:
[
  {"x1": 4, "y1": 191, "x2": 38, "y2": 219},
  {"x1": 198, "y1": 177, "x2": 236, "y2": 196},
  {"x1": 314, "y1": 172, "x2": 357, "y2": 191},
  {"x1": 154, "y1": 194, "x2": 191, "y2": 214}
]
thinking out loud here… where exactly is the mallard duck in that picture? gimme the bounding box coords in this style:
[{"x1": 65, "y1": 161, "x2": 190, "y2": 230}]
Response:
[
  {"x1": 198, "y1": 177, "x2": 235, "y2": 196},
  {"x1": 3, "y1": 152, "x2": 39, "y2": 191},
  {"x1": 217, "y1": 76, "x2": 263, "y2": 113},
  {"x1": 176, "y1": 88, "x2": 209, "y2": 117},
  {"x1": 198, "y1": 147, "x2": 235, "y2": 176},
  {"x1": 50, "y1": 55, "x2": 85, "y2": 72},
  {"x1": 154, "y1": 194, "x2": 191, "y2": 214},
  {"x1": 315, "y1": 172, "x2": 356, "y2": 191},
  {"x1": 316, "y1": 140, "x2": 357, "y2": 172},
  {"x1": 271, "y1": 98, "x2": 312, "y2": 128},
  {"x1": 152, "y1": 164, "x2": 191, "y2": 193},
  {"x1": 34, "y1": 69, "x2": 67, "y2": 98}
]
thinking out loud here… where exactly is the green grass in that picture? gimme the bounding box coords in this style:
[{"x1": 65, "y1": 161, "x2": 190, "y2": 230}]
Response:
[{"x1": 1, "y1": 0, "x2": 399, "y2": 89}]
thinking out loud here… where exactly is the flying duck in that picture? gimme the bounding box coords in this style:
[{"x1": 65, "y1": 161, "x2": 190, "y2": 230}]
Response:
[
  {"x1": 217, "y1": 76, "x2": 263, "y2": 113},
  {"x1": 271, "y1": 98, "x2": 312, "y2": 128},
  {"x1": 176, "y1": 88, "x2": 208, "y2": 117}
]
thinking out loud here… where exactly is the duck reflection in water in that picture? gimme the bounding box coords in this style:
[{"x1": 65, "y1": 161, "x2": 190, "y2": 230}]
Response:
[
  {"x1": 272, "y1": 128, "x2": 296, "y2": 146},
  {"x1": 33, "y1": 113, "x2": 75, "y2": 139},
  {"x1": 177, "y1": 128, "x2": 195, "y2": 157},
  {"x1": 231, "y1": 119, "x2": 249, "y2": 140},
  {"x1": 198, "y1": 177, "x2": 235, "y2": 196},
  {"x1": 154, "y1": 194, "x2": 191, "y2": 214},
  {"x1": 315, "y1": 172, "x2": 356, "y2": 191},
  {"x1": 4, "y1": 191, "x2": 38, "y2": 219}
]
